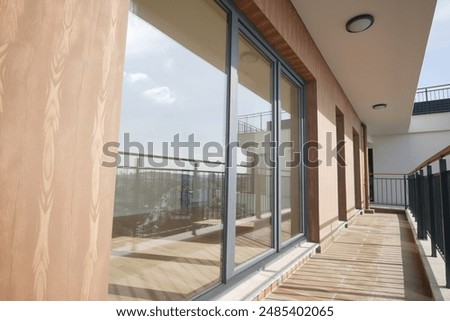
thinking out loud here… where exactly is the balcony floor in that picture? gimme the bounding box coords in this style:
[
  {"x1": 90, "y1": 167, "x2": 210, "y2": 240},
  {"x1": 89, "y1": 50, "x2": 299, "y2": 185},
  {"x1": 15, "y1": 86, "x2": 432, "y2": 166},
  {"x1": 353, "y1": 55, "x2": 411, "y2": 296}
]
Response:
[{"x1": 266, "y1": 213, "x2": 433, "y2": 301}]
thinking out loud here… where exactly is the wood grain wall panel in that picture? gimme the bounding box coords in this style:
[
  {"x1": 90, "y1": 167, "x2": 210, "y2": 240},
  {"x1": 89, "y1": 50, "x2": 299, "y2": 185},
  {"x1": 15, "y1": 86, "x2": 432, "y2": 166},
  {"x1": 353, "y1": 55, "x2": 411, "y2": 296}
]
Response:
[
  {"x1": 0, "y1": 0, "x2": 129, "y2": 300},
  {"x1": 235, "y1": 0, "x2": 366, "y2": 243},
  {"x1": 306, "y1": 81, "x2": 319, "y2": 243},
  {"x1": 363, "y1": 123, "x2": 369, "y2": 210}
]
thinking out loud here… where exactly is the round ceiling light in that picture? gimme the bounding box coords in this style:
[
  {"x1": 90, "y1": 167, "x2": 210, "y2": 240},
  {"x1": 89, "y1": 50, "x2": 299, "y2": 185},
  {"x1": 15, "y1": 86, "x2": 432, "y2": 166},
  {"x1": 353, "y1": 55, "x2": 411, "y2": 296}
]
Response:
[
  {"x1": 346, "y1": 14, "x2": 374, "y2": 33},
  {"x1": 372, "y1": 103, "x2": 387, "y2": 110},
  {"x1": 240, "y1": 51, "x2": 259, "y2": 64}
]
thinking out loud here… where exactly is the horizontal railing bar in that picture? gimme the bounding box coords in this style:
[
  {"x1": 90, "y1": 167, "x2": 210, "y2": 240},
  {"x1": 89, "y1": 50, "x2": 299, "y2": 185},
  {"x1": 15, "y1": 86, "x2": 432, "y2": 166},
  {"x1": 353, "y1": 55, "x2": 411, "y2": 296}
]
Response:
[
  {"x1": 237, "y1": 110, "x2": 290, "y2": 118},
  {"x1": 117, "y1": 166, "x2": 225, "y2": 174},
  {"x1": 118, "y1": 150, "x2": 225, "y2": 165},
  {"x1": 370, "y1": 173, "x2": 406, "y2": 176},
  {"x1": 416, "y1": 83, "x2": 450, "y2": 91},
  {"x1": 236, "y1": 111, "x2": 272, "y2": 118},
  {"x1": 410, "y1": 144, "x2": 450, "y2": 174}
]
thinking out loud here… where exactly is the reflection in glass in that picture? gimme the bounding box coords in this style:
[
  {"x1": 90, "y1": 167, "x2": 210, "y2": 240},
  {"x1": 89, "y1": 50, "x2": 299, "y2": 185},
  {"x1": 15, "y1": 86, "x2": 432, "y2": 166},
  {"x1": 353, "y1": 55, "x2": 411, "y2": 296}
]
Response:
[
  {"x1": 109, "y1": 0, "x2": 227, "y2": 300},
  {"x1": 280, "y1": 75, "x2": 302, "y2": 243},
  {"x1": 235, "y1": 35, "x2": 273, "y2": 266}
]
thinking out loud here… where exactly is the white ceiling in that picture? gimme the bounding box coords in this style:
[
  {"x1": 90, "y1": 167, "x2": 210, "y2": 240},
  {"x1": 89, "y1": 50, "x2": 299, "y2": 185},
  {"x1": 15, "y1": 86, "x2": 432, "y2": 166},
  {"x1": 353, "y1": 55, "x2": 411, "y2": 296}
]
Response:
[{"x1": 291, "y1": 0, "x2": 436, "y2": 135}]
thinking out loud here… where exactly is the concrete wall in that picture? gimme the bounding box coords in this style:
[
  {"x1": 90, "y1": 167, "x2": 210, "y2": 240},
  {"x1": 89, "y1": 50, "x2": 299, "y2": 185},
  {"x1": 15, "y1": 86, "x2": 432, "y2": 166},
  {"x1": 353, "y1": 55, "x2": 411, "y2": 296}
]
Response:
[
  {"x1": 409, "y1": 112, "x2": 450, "y2": 133},
  {"x1": 372, "y1": 113, "x2": 450, "y2": 174}
]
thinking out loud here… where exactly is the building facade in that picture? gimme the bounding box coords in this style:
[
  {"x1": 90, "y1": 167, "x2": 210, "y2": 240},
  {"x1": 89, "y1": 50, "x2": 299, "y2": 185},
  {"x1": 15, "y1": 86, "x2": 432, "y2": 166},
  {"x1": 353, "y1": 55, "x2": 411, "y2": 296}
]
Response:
[{"x1": 0, "y1": 0, "x2": 435, "y2": 300}]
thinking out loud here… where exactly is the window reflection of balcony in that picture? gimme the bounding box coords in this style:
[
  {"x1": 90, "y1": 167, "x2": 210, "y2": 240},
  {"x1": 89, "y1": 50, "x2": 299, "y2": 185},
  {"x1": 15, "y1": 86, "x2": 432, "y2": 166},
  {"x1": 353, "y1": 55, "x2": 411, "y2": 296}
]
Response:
[
  {"x1": 237, "y1": 110, "x2": 290, "y2": 134},
  {"x1": 113, "y1": 153, "x2": 275, "y2": 238},
  {"x1": 110, "y1": 153, "x2": 276, "y2": 300}
]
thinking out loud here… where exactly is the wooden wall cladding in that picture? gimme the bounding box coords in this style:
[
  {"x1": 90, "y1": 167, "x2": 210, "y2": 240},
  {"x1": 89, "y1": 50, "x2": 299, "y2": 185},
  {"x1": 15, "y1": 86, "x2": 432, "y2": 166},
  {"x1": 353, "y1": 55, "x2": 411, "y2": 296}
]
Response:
[{"x1": 0, "y1": 0, "x2": 129, "y2": 300}]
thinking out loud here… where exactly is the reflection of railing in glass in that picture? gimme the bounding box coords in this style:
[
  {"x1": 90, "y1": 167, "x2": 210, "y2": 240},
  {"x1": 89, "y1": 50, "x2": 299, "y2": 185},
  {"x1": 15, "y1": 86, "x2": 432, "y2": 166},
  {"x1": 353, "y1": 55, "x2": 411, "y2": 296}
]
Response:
[
  {"x1": 110, "y1": 0, "x2": 229, "y2": 301},
  {"x1": 114, "y1": 165, "x2": 222, "y2": 238},
  {"x1": 237, "y1": 110, "x2": 289, "y2": 133},
  {"x1": 236, "y1": 171, "x2": 271, "y2": 219},
  {"x1": 113, "y1": 154, "x2": 271, "y2": 239}
]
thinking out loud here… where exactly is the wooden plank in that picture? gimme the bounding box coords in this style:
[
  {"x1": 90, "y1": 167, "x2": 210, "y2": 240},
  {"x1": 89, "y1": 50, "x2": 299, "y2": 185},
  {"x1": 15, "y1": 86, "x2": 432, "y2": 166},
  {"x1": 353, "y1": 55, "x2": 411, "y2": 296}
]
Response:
[{"x1": 410, "y1": 144, "x2": 450, "y2": 173}]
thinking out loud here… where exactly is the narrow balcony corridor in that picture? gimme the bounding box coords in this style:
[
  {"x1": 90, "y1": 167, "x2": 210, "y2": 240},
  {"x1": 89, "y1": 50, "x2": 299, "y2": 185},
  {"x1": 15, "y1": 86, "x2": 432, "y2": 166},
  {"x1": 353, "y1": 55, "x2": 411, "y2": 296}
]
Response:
[{"x1": 266, "y1": 213, "x2": 433, "y2": 301}]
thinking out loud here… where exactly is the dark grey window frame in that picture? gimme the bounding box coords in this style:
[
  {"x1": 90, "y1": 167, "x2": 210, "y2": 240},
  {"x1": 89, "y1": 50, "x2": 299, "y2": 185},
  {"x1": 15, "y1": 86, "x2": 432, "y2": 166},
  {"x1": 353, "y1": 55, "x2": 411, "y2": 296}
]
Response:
[
  {"x1": 278, "y1": 65, "x2": 306, "y2": 249},
  {"x1": 192, "y1": 0, "x2": 307, "y2": 300},
  {"x1": 231, "y1": 25, "x2": 278, "y2": 276},
  {"x1": 114, "y1": 0, "x2": 308, "y2": 301}
]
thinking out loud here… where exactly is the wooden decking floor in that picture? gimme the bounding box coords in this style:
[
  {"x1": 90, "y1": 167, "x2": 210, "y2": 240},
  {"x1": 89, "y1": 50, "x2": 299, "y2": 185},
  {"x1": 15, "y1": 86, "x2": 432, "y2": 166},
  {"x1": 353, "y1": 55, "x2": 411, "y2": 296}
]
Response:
[
  {"x1": 108, "y1": 220, "x2": 294, "y2": 300},
  {"x1": 265, "y1": 213, "x2": 433, "y2": 301}
]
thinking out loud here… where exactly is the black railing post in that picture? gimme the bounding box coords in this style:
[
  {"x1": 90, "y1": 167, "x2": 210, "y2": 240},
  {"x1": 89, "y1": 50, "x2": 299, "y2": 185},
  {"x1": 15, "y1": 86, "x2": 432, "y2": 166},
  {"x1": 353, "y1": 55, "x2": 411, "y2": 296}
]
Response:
[
  {"x1": 439, "y1": 158, "x2": 450, "y2": 288},
  {"x1": 416, "y1": 170, "x2": 425, "y2": 240},
  {"x1": 404, "y1": 174, "x2": 408, "y2": 209},
  {"x1": 427, "y1": 165, "x2": 437, "y2": 257},
  {"x1": 409, "y1": 174, "x2": 416, "y2": 216}
]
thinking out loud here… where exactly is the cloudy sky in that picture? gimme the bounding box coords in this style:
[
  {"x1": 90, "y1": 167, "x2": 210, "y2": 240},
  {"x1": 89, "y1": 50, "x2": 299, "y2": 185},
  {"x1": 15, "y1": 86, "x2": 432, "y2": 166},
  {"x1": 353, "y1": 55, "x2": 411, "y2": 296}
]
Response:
[
  {"x1": 418, "y1": 0, "x2": 450, "y2": 87},
  {"x1": 120, "y1": 11, "x2": 273, "y2": 168},
  {"x1": 121, "y1": 12, "x2": 228, "y2": 162},
  {"x1": 119, "y1": 0, "x2": 449, "y2": 165}
]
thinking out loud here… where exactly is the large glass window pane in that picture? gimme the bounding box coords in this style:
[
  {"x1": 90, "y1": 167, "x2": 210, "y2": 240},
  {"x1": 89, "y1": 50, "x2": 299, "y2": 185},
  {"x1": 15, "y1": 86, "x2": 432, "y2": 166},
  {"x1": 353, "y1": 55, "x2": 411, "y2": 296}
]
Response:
[
  {"x1": 235, "y1": 35, "x2": 273, "y2": 266},
  {"x1": 109, "y1": 0, "x2": 227, "y2": 300},
  {"x1": 280, "y1": 75, "x2": 303, "y2": 243}
]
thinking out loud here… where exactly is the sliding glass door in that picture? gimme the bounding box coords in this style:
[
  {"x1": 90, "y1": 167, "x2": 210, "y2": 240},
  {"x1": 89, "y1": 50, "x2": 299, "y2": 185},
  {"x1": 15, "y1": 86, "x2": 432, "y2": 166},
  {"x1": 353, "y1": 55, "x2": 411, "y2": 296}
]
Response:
[
  {"x1": 109, "y1": 0, "x2": 228, "y2": 300},
  {"x1": 109, "y1": 0, "x2": 305, "y2": 300},
  {"x1": 235, "y1": 34, "x2": 274, "y2": 266},
  {"x1": 279, "y1": 73, "x2": 303, "y2": 243}
]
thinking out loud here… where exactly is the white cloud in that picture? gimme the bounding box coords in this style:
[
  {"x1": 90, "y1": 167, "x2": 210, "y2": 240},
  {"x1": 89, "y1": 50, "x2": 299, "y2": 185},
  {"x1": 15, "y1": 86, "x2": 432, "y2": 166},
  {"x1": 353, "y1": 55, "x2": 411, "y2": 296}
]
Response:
[
  {"x1": 165, "y1": 58, "x2": 175, "y2": 72},
  {"x1": 425, "y1": 0, "x2": 450, "y2": 51},
  {"x1": 142, "y1": 87, "x2": 176, "y2": 104},
  {"x1": 435, "y1": 0, "x2": 450, "y2": 22},
  {"x1": 125, "y1": 72, "x2": 149, "y2": 83},
  {"x1": 125, "y1": 13, "x2": 171, "y2": 57}
]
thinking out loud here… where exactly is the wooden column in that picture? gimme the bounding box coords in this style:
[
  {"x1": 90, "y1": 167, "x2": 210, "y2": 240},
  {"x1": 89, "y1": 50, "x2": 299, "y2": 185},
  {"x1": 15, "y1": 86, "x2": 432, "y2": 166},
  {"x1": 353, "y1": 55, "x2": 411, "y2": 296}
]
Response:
[
  {"x1": 352, "y1": 129, "x2": 362, "y2": 209},
  {"x1": 336, "y1": 108, "x2": 347, "y2": 221},
  {"x1": 305, "y1": 81, "x2": 320, "y2": 243},
  {"x1": 0, "y1": 0, "x2": 129, "y2": 300},
  {"x1": 361, "y1": 123, "x2": 370, "y2": 210}
]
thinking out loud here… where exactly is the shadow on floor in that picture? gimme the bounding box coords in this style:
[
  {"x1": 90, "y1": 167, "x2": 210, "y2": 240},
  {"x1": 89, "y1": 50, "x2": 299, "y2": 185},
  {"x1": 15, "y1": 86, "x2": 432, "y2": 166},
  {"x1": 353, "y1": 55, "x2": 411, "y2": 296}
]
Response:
[{"x1": 397, "y1": 214, "x2": 433, "y2": 300}]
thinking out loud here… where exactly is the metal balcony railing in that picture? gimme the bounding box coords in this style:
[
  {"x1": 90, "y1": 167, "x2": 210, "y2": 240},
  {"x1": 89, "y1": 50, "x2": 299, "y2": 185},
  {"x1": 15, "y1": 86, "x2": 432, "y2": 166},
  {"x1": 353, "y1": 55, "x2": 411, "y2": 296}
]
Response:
[
  {"x1": 371, "y1": 146, "x2": 450, "y2": 288},
  {"x1": 237, "y1": 110, "x2": 290, "y2": 133},
  {"x1": 415, "y1": 84, "x2": 450, "y2": 103},
  {"x1": 407, "y1": 145, "x2": 450, "y2": 288},
  {"x1": 413, "y1": 84, "x2": 450, "y2": 115},
  {"x1": 370, "y1": 174, "x2": 408, "y2": 207},
  {"x1": 237, "y1": 111, "x2": 272, "y2": 133},
  {"x1": 113, "y1": 152, "x2": 272, "y2": 238}
]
